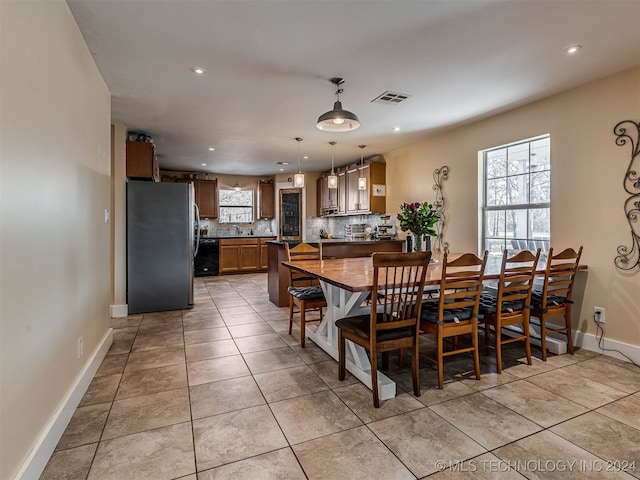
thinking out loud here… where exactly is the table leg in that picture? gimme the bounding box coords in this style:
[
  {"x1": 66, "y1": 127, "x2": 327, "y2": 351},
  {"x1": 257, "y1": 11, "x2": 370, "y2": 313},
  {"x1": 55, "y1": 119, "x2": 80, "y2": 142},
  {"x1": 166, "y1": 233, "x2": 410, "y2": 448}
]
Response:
[{"x1": 305, "y1": 281, "x2": 397, "y2": 400}]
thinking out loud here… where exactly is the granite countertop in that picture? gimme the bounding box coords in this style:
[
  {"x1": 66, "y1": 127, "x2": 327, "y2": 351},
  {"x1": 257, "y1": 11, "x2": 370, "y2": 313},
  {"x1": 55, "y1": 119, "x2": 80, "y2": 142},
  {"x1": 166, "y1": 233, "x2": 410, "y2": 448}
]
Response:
[{"x1": 200, "y1": 234, "x2": 277, "y2": 239}]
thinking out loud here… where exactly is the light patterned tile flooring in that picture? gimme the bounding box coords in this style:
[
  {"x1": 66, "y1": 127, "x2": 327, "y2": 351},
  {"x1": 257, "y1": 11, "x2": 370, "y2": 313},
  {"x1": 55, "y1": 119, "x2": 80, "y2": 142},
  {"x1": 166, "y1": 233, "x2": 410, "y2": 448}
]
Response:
[{"x1": 41, "y1": 274, "x2": 640, "y2": 479}]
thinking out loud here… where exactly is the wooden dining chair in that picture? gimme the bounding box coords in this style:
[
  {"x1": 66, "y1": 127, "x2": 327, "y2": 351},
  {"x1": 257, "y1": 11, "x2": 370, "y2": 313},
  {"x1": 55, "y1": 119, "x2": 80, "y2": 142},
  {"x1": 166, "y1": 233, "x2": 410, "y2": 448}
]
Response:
[
  {"x1": 286, "y1": 243, "x2": 326, "y2": 348},
  {"x1": 420, "y1": 251, "x2": 488, "y2": 389},
  {"x1": 531, "y1": 246, "x2": 583, "y2": 361},
  {"x1": 336, "y1": 251, "x2": 432, "y2": 408},
  {"x1": 479, "y1": 248, "x2": 541, "y2": 373}
]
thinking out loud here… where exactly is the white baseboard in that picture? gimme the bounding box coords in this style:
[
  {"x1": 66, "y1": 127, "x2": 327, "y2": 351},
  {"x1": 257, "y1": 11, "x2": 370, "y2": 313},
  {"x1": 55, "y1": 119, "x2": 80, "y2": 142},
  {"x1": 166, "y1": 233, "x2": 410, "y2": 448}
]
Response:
[
  {"x1": 574, "y1": 330, "x2": 640, "y2": 365},
  {"x1": 16, "y1": 329, "x2": 113, "y2": 480},
  {"x1": 110, "y1": 304, "x2": 128, "y2": 318}
]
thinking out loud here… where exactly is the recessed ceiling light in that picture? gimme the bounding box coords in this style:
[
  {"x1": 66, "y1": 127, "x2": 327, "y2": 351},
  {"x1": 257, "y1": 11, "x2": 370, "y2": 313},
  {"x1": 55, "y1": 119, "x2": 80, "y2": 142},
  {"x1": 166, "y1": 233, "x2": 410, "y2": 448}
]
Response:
[
  {"x1": 393, "y1": 126, "x2": 401, "y2": 132},
  {"x1": 208, "y1": 147, "x2": 215, "y2": 151},
  {"x1": 279, "y1": 168, "x2": 284, "y2": 171},
  {"x1": 565, "y1": 45, "x2": 582, "y2": 55},
  {"x1": 201, "y1": 163, "x2": 207, "y2": 166},
  {"x1": 303, "y1": 156, "x2": 309, "y2": 159},
  {"x1": 191, "y1": 67, "x2": 207, "y2": 75}
]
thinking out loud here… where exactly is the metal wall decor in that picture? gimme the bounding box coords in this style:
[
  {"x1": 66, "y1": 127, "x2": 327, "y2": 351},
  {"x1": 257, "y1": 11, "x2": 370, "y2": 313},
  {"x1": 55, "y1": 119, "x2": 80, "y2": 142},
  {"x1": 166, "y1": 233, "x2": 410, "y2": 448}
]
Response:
[
  {"x1": 613, "y1": 120, "x2": 640, "y2": 270},
  {"x1": 432, "y1": 165, "x2": 450, "y2": 254}
]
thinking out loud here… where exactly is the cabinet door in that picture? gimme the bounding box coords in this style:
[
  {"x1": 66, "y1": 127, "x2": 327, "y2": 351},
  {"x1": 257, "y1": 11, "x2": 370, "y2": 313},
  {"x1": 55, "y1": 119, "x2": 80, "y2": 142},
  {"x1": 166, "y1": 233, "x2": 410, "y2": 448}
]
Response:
[
  {"x1": 219, "y1": 245, "x2": 240, "y2": 273},
  {"x1": 196, "y1": 179, "x2": 217, "y2": 218},
  {"x1": 337, "y1": 172, "x2": 346, "y2": 214},
  {"x1": 239, "y1": 244, "x2": 259, "y2": 271},
  {"x1": 259, "y1": 243, "x2": 269, "y2": 270},
  {"x1": 258, "y1": 181, "x2": 275, "y2": 219},
  {"x1": 126, "y1": 141, "x2": 157, "y2": 181},
  {"x1": 357, "y1": 165, "x2": 370, "y2": 212},
  {"x1": 346, "y1": 168, "x2": 360, "y2": 213}
]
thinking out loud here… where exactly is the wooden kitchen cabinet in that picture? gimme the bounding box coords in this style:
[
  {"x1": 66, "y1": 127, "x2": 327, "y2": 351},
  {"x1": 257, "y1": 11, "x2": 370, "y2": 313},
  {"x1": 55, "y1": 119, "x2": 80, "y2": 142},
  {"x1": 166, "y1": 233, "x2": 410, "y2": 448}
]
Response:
[
  {"x1": 258, "y1": 180, "x2": 275, "y2": 219},
  {"x1": 195, "y1": 179, "x2": 217, "y2": 218},
  {"x1": 318, "y1": 175, "x2": 338, "y2": 216},
  {"x1": 220, "y1": 237, "x2": 275, "y2": 274},
  {"x1": 259, "y1": 237, "x2": 275, "y2": 270},
  {"x1": 346, "y1": 162, "x2": 385, "y2": 214},
  {"x1": 337, "y1": 171, "x2": 347, "y2": 214},
  {"x1": 126, "y1": 141, "x2": 159, "y2": 181}
]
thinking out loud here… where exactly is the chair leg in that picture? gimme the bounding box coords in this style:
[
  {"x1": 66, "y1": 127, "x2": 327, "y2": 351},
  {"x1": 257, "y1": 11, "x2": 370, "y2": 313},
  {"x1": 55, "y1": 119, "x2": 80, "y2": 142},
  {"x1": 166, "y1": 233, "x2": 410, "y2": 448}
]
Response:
[
  {"x1": 484, "y1": 322, "x2": 490, "y2": 345},
  {"x1": 540, "y1": 315, "x2": 548, "y2": 361},
  {"x1": 288, "y1": 299, "x2": 294, "y2": 334},
  {"x1": 565, "y1": 307, "x2": 575, "y2": 355},
  {"x1": 472, "y1": 323, "x2": 481, "y2": 381},
  {"x1": 412, "y1": 341, "x2": 421, "y2": 398},
  {"x1": 523, "y1": 317, "x2": 532, "y2": 366},
  {"x1": 300, "y1": 300, "x2": 306, "y2": 348},
  {"x1": 398, "y1": 348, "x2": 405, "y2": 368},
  {"x1": 371, "y1": 349, "x2": 380, "y2": 408},
  {"x1": 495, "y1": 324, "x2": 503, "y2": 374},
  {"x1": 338, "y1": 330, "x2": 346, "y2": 381},
  {"x1": 436, "y1": 330, "x2": 444, "y2": 389},
  {"x1": 382, "y1": 352, "x2": 390, "y2": 370}
]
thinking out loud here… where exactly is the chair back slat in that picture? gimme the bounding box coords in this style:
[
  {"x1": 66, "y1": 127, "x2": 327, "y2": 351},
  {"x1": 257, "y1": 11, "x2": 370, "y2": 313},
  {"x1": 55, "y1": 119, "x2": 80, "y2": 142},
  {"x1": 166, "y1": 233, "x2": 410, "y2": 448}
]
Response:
[
  {"x1": 286, "y1": 243, "x2": 321, "y2": 286},
  {"x1": 494, "y1": 248, "x2": 541, "y2": 317},
  {"x1": 371, "y1": 252, "x2": 431, "y2": 338},
  {"x1": 539, "y1": 246, "x2": 583, "y2": 308},
  {"x1": 437, "y1": 251, "x2": 488, "y2": 318}
]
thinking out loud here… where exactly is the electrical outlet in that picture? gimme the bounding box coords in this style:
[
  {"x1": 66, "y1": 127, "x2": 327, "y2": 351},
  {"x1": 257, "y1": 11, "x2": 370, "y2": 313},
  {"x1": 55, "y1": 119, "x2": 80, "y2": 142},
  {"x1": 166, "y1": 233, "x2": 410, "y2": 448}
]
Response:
[
  {"x1": 77, "y1": 337, "x2": 84, "y2": 359},
  {"x1": 594, "y1": 306, "x2": 605, "y2": 323}
]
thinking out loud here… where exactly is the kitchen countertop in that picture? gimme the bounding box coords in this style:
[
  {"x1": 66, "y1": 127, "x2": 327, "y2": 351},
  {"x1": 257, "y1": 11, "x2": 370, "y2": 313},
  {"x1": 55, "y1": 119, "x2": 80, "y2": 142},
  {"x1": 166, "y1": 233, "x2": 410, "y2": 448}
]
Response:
[
  {"x1": 200, "y1": 234, "x2": 277, "y2": 239},
  {"x1": 267, "y1": 238, "x2": 401, "y2": 245}
]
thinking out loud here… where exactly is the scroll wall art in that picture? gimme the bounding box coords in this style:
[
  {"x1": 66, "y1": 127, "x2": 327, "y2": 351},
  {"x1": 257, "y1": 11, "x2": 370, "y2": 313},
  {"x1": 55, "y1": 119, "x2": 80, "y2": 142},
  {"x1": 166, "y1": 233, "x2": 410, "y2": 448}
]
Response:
[
  {"x1": 613, "y1": 120, "x2": 640, "y2": 270},
  {"x1": 432, "y1": 166, "x2": 450, "y2": 254}
]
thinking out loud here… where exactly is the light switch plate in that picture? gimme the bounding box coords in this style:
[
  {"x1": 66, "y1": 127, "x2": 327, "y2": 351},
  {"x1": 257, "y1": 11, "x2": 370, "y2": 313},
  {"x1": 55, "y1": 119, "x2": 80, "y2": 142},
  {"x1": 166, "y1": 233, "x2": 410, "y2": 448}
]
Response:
[{"x1": 104, "y1": 209, "x2": 110, "y2": 223}]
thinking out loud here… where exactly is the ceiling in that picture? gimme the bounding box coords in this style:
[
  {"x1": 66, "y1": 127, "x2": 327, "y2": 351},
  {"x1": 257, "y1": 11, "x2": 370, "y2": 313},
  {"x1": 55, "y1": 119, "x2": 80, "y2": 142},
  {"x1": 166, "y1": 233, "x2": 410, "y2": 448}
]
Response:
[{"x1": 67, "y1": 0, "x2": 640, "y2": 176}]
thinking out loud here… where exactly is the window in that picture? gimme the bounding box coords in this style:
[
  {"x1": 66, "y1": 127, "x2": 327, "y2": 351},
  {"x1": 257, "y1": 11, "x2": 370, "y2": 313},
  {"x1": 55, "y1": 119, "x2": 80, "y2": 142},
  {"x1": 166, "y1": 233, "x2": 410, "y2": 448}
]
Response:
[
  {"x1": 218, "y1": 189, "x2": 254, "y2": 223},
  {"x1": 481, "y1": 135, "x2": 550, "y2": 254}
]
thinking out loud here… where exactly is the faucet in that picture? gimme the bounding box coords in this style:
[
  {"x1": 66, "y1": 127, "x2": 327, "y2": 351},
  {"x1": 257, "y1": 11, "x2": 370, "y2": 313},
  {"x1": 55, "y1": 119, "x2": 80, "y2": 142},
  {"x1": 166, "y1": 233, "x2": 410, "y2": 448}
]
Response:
[{"x1": 234, "y1": 225, "x2": 241, "y2": 235}]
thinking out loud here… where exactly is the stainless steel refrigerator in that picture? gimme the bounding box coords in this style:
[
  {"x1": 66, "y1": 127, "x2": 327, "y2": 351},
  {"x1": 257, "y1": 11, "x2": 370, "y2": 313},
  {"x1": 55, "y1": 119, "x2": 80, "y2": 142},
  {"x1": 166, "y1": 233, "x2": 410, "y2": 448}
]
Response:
[{"x1": 127, "y1": 180, "x2": 198, "y2": 314}]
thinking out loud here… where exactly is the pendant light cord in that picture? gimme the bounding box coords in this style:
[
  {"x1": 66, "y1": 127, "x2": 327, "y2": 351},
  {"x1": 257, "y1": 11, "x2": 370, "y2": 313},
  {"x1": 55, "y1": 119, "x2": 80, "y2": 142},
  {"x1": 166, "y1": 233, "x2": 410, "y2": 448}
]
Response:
[
  {"x1": 296, "y1": 137, "x2": 303, "y2": 173},
  {"x1": 329, "y1": 141, "x2": 336, "y2": 174}
]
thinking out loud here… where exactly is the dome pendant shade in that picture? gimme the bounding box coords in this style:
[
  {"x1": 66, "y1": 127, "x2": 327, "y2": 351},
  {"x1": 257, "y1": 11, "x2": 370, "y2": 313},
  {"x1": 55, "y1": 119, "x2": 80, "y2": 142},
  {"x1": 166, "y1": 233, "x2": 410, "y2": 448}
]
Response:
[
  {"x1": 317, "y1": 101, "x2": 360, "y2": 132},
  {"x1": 316, "y1": 78, "x2": 361, "y2": 132}
]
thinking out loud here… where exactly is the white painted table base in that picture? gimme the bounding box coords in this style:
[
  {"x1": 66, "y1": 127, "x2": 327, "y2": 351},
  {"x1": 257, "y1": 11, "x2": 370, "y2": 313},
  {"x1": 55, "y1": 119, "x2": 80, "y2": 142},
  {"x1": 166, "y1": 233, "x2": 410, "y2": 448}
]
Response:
[{"x1": 305, "y1": 280, "x2": 397, "y2": 400}]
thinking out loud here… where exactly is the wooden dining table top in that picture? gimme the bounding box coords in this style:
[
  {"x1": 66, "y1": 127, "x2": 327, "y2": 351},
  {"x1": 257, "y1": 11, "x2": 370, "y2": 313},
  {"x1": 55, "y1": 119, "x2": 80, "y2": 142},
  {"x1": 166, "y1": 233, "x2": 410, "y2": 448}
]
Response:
[{"x1": 283, "y1": 253, "x2": 587, "y2": 292}]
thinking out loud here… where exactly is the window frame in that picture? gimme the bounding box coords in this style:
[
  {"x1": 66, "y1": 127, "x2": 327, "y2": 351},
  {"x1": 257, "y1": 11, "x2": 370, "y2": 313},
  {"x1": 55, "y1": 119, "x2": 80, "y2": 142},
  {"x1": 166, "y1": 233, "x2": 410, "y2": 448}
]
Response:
[
  {"x1": 218, "y1": 188, "x2": 255, "y2": 224},
  {"x1": 480, "y1": 135, "x2": 551, "y2": 255}
]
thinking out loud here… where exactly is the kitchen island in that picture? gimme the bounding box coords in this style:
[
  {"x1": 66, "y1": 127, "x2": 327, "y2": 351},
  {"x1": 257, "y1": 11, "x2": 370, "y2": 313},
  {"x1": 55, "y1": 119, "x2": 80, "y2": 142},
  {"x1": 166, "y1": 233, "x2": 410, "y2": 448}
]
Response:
[{"x1": 267, "y1": 238, "x2": 404, "y2": 307}]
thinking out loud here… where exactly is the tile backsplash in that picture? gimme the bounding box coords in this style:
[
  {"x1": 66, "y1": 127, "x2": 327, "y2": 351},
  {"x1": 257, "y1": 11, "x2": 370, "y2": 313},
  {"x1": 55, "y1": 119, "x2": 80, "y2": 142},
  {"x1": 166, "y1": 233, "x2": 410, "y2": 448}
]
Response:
[{"x1": 306, "y1": 214, "x2": 400, "y2": 240}]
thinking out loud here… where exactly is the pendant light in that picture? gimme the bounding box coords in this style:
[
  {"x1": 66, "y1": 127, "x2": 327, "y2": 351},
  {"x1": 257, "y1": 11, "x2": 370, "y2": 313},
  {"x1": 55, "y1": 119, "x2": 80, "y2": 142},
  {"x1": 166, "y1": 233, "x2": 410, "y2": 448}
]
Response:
[
  {"x1": 293, "y1": 137, "x2": 305, "y2": 188},
  {"x1": 358, "y1": 144, "x2": 367, "y2": 190},
  {"x1": 327, "y1": 141, "x2": 338, "y2": 189},
  {"x1": 316, "y1": 78, "x2": 360, "y2": 132}
]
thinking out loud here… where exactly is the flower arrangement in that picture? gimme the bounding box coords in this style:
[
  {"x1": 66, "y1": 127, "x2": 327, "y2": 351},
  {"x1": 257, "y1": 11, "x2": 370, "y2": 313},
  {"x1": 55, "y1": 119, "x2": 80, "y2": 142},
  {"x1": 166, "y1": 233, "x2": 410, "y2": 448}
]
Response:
[{"x1": 397, "y1": 202, "x2": 440, "y2": 237}]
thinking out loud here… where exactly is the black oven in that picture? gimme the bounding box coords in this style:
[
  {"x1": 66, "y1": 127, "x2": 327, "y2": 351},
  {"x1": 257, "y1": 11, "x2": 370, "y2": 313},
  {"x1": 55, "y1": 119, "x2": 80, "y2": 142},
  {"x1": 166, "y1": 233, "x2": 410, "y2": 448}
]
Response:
[{"x1": 195, "y1": 238, "x2": 219, "y2": 276}]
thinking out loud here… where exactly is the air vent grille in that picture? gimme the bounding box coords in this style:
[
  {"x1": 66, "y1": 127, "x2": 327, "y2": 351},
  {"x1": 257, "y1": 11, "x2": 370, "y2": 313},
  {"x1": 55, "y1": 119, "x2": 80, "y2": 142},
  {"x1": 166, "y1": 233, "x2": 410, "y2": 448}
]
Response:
[
  {"x1": 371, "y1": 91, "x2": 412, "y2": 105},
  {"x1": 275, "y1": 161, "x2": 290, "y2": 165}
]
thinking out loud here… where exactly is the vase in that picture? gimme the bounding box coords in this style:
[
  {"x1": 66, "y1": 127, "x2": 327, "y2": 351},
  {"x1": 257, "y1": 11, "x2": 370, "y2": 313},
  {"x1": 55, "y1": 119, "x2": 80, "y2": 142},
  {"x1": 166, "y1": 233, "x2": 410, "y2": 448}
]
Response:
[{"x1": 412, "y1": 234, "x2": 431, "y2": 252}]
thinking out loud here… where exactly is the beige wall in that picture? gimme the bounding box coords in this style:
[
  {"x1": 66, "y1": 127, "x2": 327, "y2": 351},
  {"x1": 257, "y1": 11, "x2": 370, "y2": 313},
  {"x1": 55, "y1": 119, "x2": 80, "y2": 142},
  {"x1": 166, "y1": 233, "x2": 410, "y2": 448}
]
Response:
[
  {"x1": 385, "y1": 67, "x2": 640, "y2": 349},
  {"x1": 0, "y1": 1, "x2": 111, "y2": 478}
]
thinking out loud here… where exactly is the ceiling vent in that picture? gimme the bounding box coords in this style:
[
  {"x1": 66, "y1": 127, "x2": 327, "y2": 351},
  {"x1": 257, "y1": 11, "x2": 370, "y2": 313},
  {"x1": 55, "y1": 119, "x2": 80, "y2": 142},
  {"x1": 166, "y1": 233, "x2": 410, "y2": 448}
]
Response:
[
  {"x1": 371, "y1": 91, "x2": 412, "y2": 105},
  {"x1": 275, "y1": 161, "x2": 289, "y2": 165}
]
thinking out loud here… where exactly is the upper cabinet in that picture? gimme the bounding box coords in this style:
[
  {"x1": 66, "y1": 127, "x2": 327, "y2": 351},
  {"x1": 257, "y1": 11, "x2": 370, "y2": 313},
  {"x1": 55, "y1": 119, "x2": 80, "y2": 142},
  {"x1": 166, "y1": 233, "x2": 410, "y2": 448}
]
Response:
[
  {"x1": 257, "y1": 180, "x2": 275, "y2": 219},
  {"x1": 126, "y1": 141, "x2": 159, "y2": 181},
  {"x1": 320, "y1": 161, "x2": 386, "y2": 216},
  {"x1": 195, "y1": 179, "x2": 217, "y2": 218}
]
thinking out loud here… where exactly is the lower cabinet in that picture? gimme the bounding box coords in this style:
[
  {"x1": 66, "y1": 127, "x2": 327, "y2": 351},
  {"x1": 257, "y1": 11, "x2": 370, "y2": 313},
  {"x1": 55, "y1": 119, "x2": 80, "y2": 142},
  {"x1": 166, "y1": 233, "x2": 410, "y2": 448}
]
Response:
[{"x1": 220, "y1": 237, "x2": 275, "y2": 274}]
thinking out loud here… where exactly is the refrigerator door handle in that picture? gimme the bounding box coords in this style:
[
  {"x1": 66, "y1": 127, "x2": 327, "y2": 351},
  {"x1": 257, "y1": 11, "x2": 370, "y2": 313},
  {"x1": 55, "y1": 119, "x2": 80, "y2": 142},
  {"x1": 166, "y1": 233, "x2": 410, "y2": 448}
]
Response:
[{"x1": 193, "y1": 203, "x2": 200, "y2": 257}]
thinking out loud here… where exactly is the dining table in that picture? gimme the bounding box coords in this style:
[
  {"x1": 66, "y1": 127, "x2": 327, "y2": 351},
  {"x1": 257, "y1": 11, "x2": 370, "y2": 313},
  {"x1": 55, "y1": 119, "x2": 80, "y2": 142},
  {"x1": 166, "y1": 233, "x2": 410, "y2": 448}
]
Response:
[{"x1": 283, "y1": 252, "x2": 587, "y2": 400}]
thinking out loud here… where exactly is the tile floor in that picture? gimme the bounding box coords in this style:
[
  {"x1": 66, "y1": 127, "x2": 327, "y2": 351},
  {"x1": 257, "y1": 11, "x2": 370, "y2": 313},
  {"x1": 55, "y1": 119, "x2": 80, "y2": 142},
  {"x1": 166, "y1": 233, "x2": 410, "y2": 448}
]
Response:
[{"x1": 41, "y1": 274, "x2": 640, "y2": 479}]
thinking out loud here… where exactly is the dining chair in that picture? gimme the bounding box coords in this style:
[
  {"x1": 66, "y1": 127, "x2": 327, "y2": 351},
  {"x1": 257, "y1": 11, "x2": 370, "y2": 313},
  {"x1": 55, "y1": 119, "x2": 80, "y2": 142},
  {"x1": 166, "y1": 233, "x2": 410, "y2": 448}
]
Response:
[
  {"x1": 531, "y1": 246, "x2": 583, "y2": 361},
  {"x1": 286, "y1": 243, "x2": 327, "y2": 348},
  {"x1": 420, "y1": 251, "x2": 488, "y2": 389},
  {"x1": 336, "y1": 251, "x2": 432, "y2": 408},
  {"x1": 479, "y1": 248, "x2": 541, "y2": 373}
]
